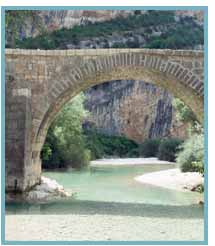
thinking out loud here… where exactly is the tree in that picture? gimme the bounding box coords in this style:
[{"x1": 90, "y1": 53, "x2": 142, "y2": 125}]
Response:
[
  {"x1": 176, "y1": 134, "x2": 204, "y2": 174},
  {"x1": 173, "y1": 99, "x2": 204, "y2": 174},
  {"x1": 41, "y1": 93, "x2": 91, "y2": 169}
]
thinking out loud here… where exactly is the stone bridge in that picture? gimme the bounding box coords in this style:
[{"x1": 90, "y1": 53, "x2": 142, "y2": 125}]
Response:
[{"x1": 5, "y1": 48, "x2": 204, "y2": 192}]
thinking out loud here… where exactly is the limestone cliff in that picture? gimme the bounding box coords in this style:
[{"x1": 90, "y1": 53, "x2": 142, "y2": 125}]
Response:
[
  {"x1": 7, "y1": 10, "x2": 203, "y2": 40},
  {"x1": 84, "y1": 81, "x2": 188, "y2": 143},
  {"x1": 6, "y1": 10, "x2": 203, "y2": 50},
  {"x1": 6, "y1": 10, "x2": 133, "y2": 41}
]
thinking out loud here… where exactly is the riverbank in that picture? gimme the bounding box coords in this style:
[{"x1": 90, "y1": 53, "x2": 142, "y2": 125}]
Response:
[
  {"x1": 6, "y1": 202, "x2": 204, "y2": 241},
  {"x1": 135, "y1": 168, "x2": 204, "y2": 192},
  {"x1": 91, "y1": 157, "x2": 175, "y2": 166},
  {"x1": 91, "y1": 158, "x2": 204, "y2": 194}
]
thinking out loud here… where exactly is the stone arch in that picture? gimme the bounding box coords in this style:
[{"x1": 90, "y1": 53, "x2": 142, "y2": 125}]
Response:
[
  {"x1": 32, "y1": 52, "x2": 204, "y2": 169},
  {"x1": 5, "y1": 48, "x2": 204, "y2": 192}
]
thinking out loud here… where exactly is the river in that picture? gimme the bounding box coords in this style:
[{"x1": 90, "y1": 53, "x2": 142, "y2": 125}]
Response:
[{"x1": 6, "y1": 163, "x2": 204, "y2": 241}]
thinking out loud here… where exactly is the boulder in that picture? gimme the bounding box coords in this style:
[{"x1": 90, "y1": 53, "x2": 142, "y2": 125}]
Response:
[{"x1": 26, "y1": 176, "x2": 72, "y2": 203}]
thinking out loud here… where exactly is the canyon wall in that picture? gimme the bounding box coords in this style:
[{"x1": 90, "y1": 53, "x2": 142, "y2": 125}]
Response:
[{"x1": 84, "y1": 81, "x2": 188, "y2": 143}]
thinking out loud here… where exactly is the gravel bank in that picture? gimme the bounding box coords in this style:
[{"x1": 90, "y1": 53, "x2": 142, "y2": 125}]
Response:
[
  {"x1": 6, "y1": 213, "x2": 204, "y2": 241},
  {"x1": 91, "y1": 157, "x2": 175, "y2": 166},
  {"x1": 135, "y1": 168, "x2": 204, "y2": 192}
]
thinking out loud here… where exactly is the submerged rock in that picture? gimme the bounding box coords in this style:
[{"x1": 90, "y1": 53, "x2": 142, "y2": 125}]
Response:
[{"x1": 26, "y1": 176, "x2": 72, "y2": 203}]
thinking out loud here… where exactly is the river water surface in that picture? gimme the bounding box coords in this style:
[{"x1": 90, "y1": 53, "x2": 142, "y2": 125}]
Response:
[{"x1": 6, "y1": 164, "x2": 204, "y2": 241}]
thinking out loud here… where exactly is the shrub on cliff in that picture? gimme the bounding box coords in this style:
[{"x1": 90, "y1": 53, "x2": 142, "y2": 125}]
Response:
[
  {"x1": 176, "y1": 134, "x2": 204, "y2": 173},
  {"x1": 139, "y1": 138, "x2": 161, "y2": 157},
  {"x1": 11, "y1": 10, "x2": 203, "y2": 50},
  {"x1": 158, "y1": 138, "x2": 183, "y2": 162}
]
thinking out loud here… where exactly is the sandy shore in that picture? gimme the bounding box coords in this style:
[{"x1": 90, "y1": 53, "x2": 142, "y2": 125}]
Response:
[
  {"x1": 91, "y1": 157, "x2": 175, "y2": 166},
  {"x1": 135, "y1": 168, "x2": 204, "y2": 192}
]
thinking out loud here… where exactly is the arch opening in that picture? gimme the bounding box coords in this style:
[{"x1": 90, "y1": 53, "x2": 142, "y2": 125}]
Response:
[{"x1": 33, "y1": 65, "x2": 203, "y2": 171}]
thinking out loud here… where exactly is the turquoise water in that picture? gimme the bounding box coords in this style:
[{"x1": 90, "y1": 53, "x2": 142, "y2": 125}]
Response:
[
  {"x1": 5, "y1": 164, "x2": 204, "y2": 242},
  {"x1": 43, "y1": 164, "x2": 202, "y2": 205},
  {"x1": 6, "y1": 164, "x2": 203, "y2": 216}
]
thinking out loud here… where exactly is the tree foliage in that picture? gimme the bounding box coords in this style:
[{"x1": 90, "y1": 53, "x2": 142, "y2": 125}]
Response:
[
  {"x1": 176, "y1": 134, "x2": 204, "y2": 174},
  {"x1": 139, "y1": 139, "x2": 161, "y2": 157},
  {"x1": 41, "y1": 93, "x2": 91, "y2": 169},
  {"x1": 84, "y1": 128, "x2": 139, "y2": 159},
  {"x1": 158, "y1": 138, "x2": 183, "y2": 162}
]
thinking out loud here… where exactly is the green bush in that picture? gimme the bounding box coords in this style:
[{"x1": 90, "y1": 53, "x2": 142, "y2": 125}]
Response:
[
  {"x1": 84, "y1": 129, "x2": 139, "y2": 159},
  {"x1": 176, "y1": 134, "x2": 204, "y2": 173},
  {"x1": 146, "y1": 23, "x2": 203, "y2": 49},
  {"x1": 112, "y1": 42, "x2": 128, "y2": 48},
  {"x1": 158, "y1": 138, "x2": 183, "y2": 162},
  {"x1": 41, "y1": 143, "x2": 52, "y2": 161},
  {"x1": 139, "y1": 139, "x2": 161, "y2": 157}
]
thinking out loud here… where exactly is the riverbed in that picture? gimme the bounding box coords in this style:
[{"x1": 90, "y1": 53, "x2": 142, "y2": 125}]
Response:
[{"x1": 5, "y1": 161, "x2": 204, "y2": 241}]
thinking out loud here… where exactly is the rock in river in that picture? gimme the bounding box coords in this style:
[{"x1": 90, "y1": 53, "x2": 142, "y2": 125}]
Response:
[{"x1": 26, "y1": 176, "x2": 72, "y2": 203}]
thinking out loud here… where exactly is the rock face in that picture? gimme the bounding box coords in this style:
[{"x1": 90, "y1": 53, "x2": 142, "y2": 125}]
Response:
[
  {"x1": 6, "y1": 10, "x2": 203, "y2": 49},
  {"x1": 14, "y1": 10, "x2": 134, "y2": 40},
  {"x1": 84, "y1": 80, "x2": 188, "y2": 143}
]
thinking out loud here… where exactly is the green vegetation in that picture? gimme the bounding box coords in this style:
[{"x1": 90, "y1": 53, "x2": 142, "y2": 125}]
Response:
[
  {"x1": 139, "y1": 138, "x2": 182, "y2": 162},
  {"x1": 40, "y1": 93, "x2": 185, "y2": 168},
  {"x1": 176, "y1": 134, "x2": 204, "y2": 174},
  {"x1": 84, "y1": 129, "x2": 139, "y2": 159},
  {"x1": 139, "y1": 139, "x2": 161, "y2": 157},
  {"x1": 41, "y1": 93, "x2": 91, "y2": 169},
  {"x1": 158, "y1": 138, "x2": 183, "y2": 162},
  {"x1": 172, "y1": 98, "x2": 204, "y2": 174},
  {"x1": 41, "y1": 95, "x2": 140, "y2": 169},
  {"x1": 6, "y1": 10, "x2": 203, "y2": 50},
  {"x1": 145, "y1": 20, "x2": 203, "y2": 49}
]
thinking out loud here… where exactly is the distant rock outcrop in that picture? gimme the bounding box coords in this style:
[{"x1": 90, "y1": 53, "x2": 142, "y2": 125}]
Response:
[{"x1": 84, "y1": 80, "x2": 188, "y2": 143}]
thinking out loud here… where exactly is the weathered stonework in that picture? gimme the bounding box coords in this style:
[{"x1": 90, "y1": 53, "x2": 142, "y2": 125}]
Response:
[{"x1": 5, "y1": 48, "x2": 204, "y2": 192}]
